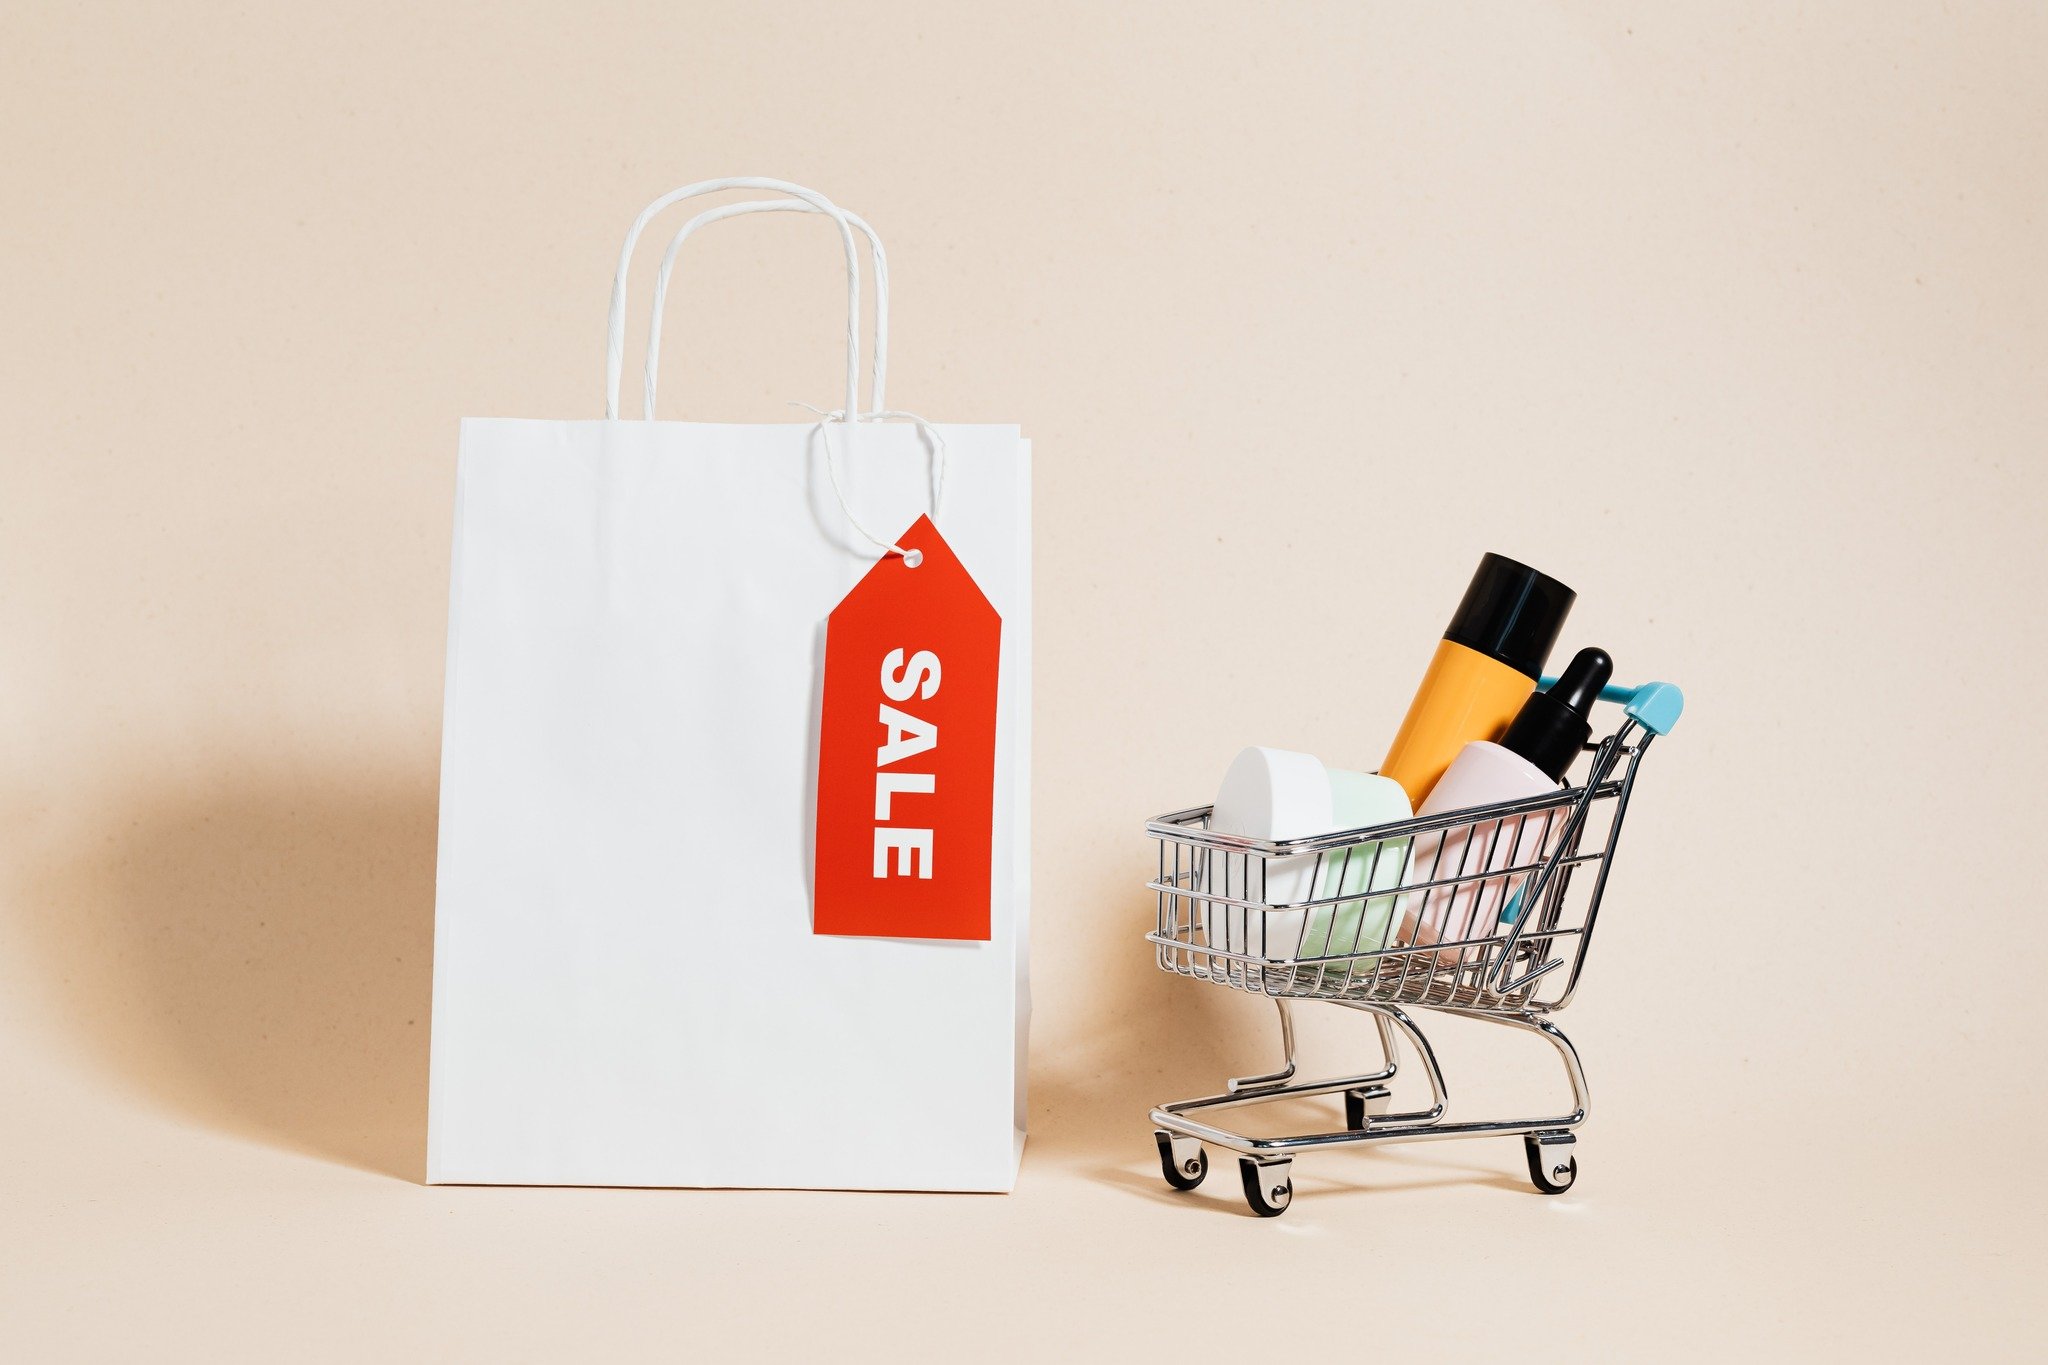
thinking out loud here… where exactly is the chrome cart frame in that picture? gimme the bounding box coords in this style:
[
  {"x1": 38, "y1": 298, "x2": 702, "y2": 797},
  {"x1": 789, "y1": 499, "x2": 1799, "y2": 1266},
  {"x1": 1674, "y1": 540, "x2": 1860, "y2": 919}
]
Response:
[{"x1": 1145, "y1": 679, "x2": 1682, "y2": 1216}]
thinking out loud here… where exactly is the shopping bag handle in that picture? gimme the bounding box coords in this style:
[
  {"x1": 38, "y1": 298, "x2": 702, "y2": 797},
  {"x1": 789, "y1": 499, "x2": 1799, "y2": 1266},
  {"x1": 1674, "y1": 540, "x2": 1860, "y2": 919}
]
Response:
[
  {"x1": 641, "y1": 199, "x2": 888, "y2": 421},
  {"x1": 605, "y1": 178, "x2": 860, "y2": 420}
]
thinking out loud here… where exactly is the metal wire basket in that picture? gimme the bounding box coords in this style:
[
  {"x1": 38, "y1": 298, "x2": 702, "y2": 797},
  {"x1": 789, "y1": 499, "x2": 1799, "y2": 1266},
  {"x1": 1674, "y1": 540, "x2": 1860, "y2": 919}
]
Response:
[{"x1": 1144, "y1": 677, "x2": 1682, "y2": 1216}]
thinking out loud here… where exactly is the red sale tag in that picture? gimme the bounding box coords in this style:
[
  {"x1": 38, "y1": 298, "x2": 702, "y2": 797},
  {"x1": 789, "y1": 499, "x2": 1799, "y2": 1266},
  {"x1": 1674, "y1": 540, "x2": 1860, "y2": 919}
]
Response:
[{"x1": 813, "y1": 516, "x2": 1001, "y2": 940}]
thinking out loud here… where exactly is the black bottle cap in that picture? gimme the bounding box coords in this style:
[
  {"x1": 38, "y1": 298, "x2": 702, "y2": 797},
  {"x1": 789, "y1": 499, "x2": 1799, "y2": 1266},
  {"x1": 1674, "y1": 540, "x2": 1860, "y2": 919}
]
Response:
[
  {"x1": 1500, "y1": 647, "x2": 1613, "y2": 782},
  {"x1": 1442, "y1": 554, "x2": 1576, "y2": 681}
]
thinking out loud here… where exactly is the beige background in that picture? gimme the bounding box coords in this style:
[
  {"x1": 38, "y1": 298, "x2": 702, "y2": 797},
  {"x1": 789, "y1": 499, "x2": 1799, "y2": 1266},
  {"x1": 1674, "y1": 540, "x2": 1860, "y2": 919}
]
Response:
[{"x1": 3, "y1": 1, "x2": 2043, "y2": 1358}]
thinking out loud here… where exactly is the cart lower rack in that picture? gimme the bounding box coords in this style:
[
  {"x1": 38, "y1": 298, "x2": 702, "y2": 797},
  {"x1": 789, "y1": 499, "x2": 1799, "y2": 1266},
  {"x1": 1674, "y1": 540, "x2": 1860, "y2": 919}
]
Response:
[{"x1": 1144, "y1": 678, "x2": 1682, "y2": 1216}]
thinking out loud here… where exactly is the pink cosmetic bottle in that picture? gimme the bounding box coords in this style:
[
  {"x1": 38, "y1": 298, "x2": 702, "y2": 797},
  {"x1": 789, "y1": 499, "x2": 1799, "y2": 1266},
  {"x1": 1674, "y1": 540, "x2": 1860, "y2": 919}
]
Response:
[{"x1": 1398, "y1": 648, "x2": 1611, "y2": 964}]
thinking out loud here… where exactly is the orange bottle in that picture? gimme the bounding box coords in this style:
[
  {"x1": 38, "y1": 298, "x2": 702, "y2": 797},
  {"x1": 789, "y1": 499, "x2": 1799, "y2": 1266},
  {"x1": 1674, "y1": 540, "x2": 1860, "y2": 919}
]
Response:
[{"x1": 1380, "y1": 555, "x2": 1575, "y2": 807}]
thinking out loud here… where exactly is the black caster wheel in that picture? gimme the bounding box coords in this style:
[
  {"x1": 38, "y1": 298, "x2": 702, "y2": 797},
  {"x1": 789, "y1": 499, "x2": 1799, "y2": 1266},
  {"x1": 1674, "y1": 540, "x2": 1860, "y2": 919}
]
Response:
[
  {"x1": 1344, "y1": 1084, "x2": 1392, "y2": 1131},
  {"x1": 1524, "y1": 1134, "x2": 1578, "y2": 1195},
  {"x1": 1155, "y1": 1131, "x2": 1207, "y2": 1191},
  {"x1": 1238, "y1": 1158, "x2": 1293, "y2": 1217}
]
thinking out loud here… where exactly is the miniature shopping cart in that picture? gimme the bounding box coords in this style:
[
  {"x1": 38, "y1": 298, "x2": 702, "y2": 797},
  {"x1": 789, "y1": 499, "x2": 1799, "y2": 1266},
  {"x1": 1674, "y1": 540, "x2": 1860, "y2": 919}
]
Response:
[{"x1": 1145, "y1": 678, "x2": 1683, "y2": 1216}]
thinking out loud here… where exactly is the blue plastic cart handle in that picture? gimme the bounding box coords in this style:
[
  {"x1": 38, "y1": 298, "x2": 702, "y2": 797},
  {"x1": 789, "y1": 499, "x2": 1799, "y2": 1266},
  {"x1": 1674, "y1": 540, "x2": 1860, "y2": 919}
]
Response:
[
  {"x1": 1535, "y1": 675, "x2": 1685, "y2": 737},
  {"x1": 1497, "y1": 675, "x2": 1683, "y2": 926}
]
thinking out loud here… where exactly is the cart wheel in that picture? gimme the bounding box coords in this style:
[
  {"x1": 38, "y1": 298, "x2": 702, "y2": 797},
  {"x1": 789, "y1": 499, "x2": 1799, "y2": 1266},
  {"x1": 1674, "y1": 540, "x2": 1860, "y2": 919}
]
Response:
[
  {"x1": 1524, "y1": 1134, "x2": 1578, "y2": 1195},
  {"x1": 1154, "y1": 1131, "x2": 1207, "y2": 1191},
  {"x1": 1238, "y1": 1158, "x2": 1293, "y2": 1217},
  {"x1": 1344, "y1": 1084, "x2": 1393, "y2": 1131}
]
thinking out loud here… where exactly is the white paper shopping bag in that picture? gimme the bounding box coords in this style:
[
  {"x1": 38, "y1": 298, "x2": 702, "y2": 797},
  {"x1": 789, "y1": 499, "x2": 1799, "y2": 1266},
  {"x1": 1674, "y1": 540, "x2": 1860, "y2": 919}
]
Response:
[{"x1": 427, "y1": 179, "x2": 1031, "y2": 1190}]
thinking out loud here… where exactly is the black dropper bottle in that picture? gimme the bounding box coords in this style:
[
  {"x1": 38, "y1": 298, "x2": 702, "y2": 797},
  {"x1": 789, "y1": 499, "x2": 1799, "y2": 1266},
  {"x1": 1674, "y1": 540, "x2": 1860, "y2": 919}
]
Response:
[{"x1": 1498, "y1": 648, "x2": 1612, "y2": 782}]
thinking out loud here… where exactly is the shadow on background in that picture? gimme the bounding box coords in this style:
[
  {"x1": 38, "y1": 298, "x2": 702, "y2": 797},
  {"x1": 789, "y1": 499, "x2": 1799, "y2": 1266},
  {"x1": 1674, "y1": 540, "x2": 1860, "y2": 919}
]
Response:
[
  {"x1": 1024, "y1": 897, "x2": 1291, "y2": 1170},
  {"x1": 24, "y1": 770, "x2": 437, "y2": 1181},
  {"x1": 22, "y1": 772, "x2": 1521, "y2": 1195}
]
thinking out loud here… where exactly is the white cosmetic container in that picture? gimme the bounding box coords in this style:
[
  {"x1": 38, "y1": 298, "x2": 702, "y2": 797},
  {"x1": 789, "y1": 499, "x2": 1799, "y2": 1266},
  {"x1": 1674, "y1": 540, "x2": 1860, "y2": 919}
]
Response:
[{"x1": 1206, "y1": 748, "x2": 1411, "y2": 962}]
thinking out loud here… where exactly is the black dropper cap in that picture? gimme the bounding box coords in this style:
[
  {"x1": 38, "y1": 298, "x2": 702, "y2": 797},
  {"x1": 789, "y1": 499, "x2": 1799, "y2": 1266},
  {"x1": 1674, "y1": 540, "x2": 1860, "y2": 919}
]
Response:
[
  {"x1": 1500, "y1": 647, "x2": 1612, "y2": 782},
  {"x1": 1443, "y1": 554, "x2": 1576, "y2": 681}
]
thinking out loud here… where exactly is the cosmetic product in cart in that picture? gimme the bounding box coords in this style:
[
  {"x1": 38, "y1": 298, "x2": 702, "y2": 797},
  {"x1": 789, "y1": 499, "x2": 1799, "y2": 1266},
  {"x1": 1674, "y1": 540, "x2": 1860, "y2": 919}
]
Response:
[
  {"x1": 1300, "y1": 770, "x2": 1411, "y2": 962},
  {"x1": 1207, "y1": 748, "x2": 1412, "y2": 960},
  {"x1": 1379, "y1": 554, "x2": 1576, "y2": 808},
  {"x1": 1146, "y1": 659, "x2": 1686, "y2": 1215},
  {"x1": 1398, "y1": 647, "x2": 1612, "y2": 961}
]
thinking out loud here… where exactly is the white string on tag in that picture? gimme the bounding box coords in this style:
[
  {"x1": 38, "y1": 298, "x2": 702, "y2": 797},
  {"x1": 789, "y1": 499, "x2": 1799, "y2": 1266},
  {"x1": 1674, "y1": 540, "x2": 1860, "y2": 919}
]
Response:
[{"x1": 798, "y1": 406, "x2": 949, "y2": 567}]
